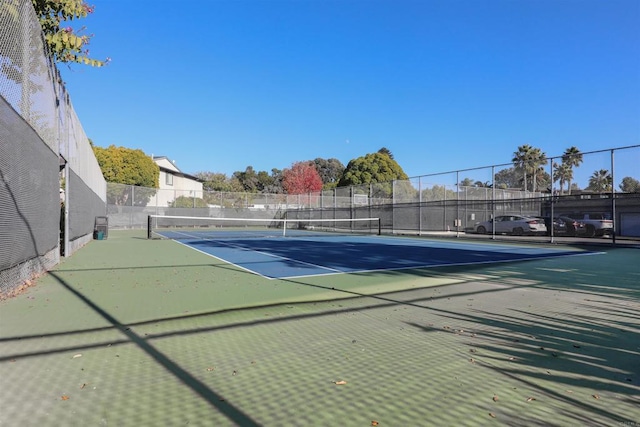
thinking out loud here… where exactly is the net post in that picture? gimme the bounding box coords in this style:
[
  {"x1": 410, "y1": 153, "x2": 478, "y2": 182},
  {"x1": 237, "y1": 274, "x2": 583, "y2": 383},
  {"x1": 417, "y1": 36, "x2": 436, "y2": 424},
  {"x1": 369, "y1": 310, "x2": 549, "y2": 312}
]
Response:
[
  {"x1": 147, "y1": 215, "x2": 152, "y2": 239},
  {"x1": 377, "y1": 217, "x2": 381, "y2": 235},
  {"x1": 283, "y1": 218, "x2": 287, "y2": 237}
]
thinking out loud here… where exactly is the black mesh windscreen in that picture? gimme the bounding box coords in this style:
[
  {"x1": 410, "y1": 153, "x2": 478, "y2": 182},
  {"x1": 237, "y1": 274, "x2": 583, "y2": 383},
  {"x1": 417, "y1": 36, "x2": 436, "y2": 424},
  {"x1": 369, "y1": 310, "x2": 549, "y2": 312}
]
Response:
[
  {"x1": 67, "y1": 169, "x2": 107, "y2": 241},
  {"x1": 0, "y1": 97, "x2": 59, "y2": 270}
]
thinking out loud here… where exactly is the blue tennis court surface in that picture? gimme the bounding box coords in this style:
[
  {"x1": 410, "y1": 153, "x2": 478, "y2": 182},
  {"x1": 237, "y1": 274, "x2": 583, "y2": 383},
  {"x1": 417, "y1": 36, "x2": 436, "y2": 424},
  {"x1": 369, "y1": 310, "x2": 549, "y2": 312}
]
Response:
[{"x1": 168, "y1": 234, "x2": 597, "y2": 279}]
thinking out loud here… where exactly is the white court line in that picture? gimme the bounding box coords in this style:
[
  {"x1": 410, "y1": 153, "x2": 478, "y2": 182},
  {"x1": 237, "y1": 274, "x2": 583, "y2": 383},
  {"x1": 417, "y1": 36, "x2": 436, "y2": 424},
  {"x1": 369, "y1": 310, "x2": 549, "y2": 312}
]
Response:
[
  {"x1": 274, "y1": 250, "x2": 604, "y2": 280},
  {"x1": 163, "y1": 230, "x2": 603, "y2": 280},
  {"x1": 167, "y1": 233, "x2": 344, "y2": 278}
]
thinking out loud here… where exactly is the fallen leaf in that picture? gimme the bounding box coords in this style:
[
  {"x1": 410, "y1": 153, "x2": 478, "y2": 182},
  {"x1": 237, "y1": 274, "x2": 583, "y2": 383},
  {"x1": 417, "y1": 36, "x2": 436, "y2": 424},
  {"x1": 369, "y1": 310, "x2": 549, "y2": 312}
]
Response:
[
  {"x1": 72, "y1": 354, "x2": 82, "y2": 359},
  {"x1": 469, "y1": 358, "x2": 475, "y2": 363},
  {"x1": 334, "y1": 380, "x2": 347, "y2": 385},
  {"x1": 492, "y1": 395, "x2": 499, "y2": 402},
  {"x1": 489, "y1": 413, "x2": 496, "y2": 418},
  {"x1": 470, "y1": 349, "x2": 477, "y2": 353},
  {"x1": 206, "y1": 367, "x2": 215, "y2": 371},
  {"x1": 371, "y1": 421, "x2": 379, "y2": 426},
  {"x1": 80, "y1": 383, "x2": 86, "y2": 389},
  {"x1": 61, "y1": 395, "x2": 69, "y2": 401},
  {"x1": 592, "y1": 394, "x2": 600, "y2": 400},
  {"x1": 526, "y1": 397, "x2": 536, "y2": 402}
]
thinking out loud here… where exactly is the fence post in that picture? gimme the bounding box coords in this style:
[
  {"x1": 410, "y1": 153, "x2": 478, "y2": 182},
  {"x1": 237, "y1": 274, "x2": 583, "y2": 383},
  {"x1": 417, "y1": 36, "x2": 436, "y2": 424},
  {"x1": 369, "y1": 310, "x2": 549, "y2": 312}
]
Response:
[{"x1": 611, "y1": 149, "x2": 616, "y2": 244}]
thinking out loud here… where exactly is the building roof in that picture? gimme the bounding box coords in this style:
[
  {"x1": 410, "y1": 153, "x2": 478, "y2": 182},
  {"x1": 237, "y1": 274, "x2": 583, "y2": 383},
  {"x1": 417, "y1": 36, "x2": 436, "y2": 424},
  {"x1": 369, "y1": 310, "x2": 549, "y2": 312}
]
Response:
[{"x1": 152, "y1": 156, "x2": 203, "y2": 182}]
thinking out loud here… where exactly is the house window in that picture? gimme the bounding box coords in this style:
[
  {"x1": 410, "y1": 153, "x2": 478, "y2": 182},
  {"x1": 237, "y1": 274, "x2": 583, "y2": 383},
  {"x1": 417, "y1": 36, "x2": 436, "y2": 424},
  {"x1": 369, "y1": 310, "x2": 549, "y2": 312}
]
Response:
[{"x1": 165, "y1": 173, "x2": 173, "y2": 186}]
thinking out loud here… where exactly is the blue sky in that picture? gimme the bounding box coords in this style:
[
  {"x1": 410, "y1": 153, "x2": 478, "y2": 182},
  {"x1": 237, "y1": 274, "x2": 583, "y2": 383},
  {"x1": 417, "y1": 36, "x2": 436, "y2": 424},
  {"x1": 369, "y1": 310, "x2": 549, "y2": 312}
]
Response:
[{"x1": 60, "y1": 0, "x2": 640, "y2": 187}]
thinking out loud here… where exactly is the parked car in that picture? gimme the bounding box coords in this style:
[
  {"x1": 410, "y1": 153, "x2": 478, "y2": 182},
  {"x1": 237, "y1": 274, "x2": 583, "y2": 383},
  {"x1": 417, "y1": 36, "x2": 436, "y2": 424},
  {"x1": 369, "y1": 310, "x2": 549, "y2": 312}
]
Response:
[
  {"x1": 474, "y1": 215, "x2": 547, "y2": 236},
  {"x1": 539, "y1": 217, "x2": 568, "y2": 236},
  {"x1": 565, "y1": 213, "x2": 613, "y2": 237},
  {"x1": 557, "y1": 216, "x2": 587, "y2": 237}
]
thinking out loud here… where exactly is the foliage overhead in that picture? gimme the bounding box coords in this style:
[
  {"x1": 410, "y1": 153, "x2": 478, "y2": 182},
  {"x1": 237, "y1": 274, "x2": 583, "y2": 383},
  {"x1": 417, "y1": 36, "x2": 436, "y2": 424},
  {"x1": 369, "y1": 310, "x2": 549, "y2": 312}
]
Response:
[
  {"x1": 282, "y1": 162, "x2": 323, "y2": 195},
  {"x1": 31, "y1": 0, "x2": 108, "y2": 66},
  {"x1": 338, "y1": 150, "x2": 408, "y2": 187}
]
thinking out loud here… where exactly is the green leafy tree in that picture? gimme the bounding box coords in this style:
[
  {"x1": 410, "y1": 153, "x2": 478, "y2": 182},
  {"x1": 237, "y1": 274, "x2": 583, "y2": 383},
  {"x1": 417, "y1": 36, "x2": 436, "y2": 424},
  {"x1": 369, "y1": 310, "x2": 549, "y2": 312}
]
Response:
[
  {"x1": 619, "y1": 176, "x2": 640, "y2": 193},
  {"x1": 93, "y1": 145, "x2": 159, "y2": 205},
  {"x1": 338, "y1": 150, "x2": 409, "y2": 199},
  {"x1": 263, "y1": 168, "x2": 284, "y2": 194},
  {"x1": 169, "y1": 196, "x2": 208, "y2": 208},
  {"x1": 32, "y1": 0, "x2": 108, "y2": 66},
  {"x1": 312, "y1": 158, "x2": 345, "y2": 189},
  {"x1": 459, "y1": 178, "x2": 475, "y2": 187},
  {"x1": 421, "y1": 185, "x2": 457, "y2": 201},
  {"x1": 586, "y1": 169, "x2": 613, "y2": 192},
  {"x1": 561, "y1": 146, "x2": 583, "y2": 195},
  {"x1": 231, "y1": 166, "x2": 283, "y2": 193},
  {"x1": 338, "y1": 151, "x2": 408, "y2": 187},
  {"x1": 494, "y1": 167, "x2": 519, "y2": 189},
  {"x1": 194, "y1": 171, "x2": 244, "y2": 193},
  {"x1": 377, "y1": 147, "x2": 394, "y2": 159}
]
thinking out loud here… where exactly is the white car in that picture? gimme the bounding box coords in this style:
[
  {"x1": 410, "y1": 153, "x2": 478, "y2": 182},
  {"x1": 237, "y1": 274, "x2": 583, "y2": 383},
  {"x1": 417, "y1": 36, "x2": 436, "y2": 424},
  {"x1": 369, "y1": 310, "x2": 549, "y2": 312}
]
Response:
[{"x1": 475, "y1": 215, "x2": 547, "y2": 236}]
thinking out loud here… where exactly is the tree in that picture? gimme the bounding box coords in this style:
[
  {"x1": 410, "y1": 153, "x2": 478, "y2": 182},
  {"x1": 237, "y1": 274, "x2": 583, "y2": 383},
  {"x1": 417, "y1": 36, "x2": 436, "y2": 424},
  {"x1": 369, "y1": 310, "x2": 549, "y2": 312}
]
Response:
[
  {"x1": 377, "y1": 147, "x2": 394, "y2": 159},
  {"x1": 312, "y1": 158, "x2": 345, "y2": 189},
  {"x1": 282, "y1": 162, "x2": 323, "y2": 195},
  {"x1": 93, "y1": 145, "x2": 159, "y2": 205},
  {"x1": 494, "y1": 167, "x2": 519, "y2": 189},
  {"x1": 553, "y1": 162, "x2": 573, "y2": 195},
  {"x1": 512, "y1": 145, "x2": 547, "y2": 192},
  {"x1": 233, "y1": 166, "x2": 260, "y2": 192},
  {"x1": 619, "y1": 176, "x2": 640, "y2": 193},
  {"x1": 459, "y1": 178, "x2": 475, "y2": 187},
  {"x1": 231, "y1": 167, "x2": 283, "y2": 193},
  {"x1": 169, "y1": 196, "x2": 208, "y2": 208},
  {"x1": 586, "y1": 169, "x2": 612, "y2": 192},
  {"x1": 194, "y1": 172, "x2": 244, "y2": 193},
  {"x1": 31, "y1": 0, "x2": 108, "y2": 66},
  {"x1": 561, "y1": 146, "x2": 583, "y2": 195},
  {"x1": 338, "y1": 151, "x2": 408, "y2": 187}
]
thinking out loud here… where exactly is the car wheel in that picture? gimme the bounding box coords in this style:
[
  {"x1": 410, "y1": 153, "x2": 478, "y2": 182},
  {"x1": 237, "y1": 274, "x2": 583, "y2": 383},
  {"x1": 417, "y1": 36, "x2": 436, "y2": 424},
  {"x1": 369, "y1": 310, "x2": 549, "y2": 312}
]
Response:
[
  {"x1": 512, "y1": 227, "x2": 524, "y2": 236},
  {"x1": 477, "y1": 226, "x2": 487, "y2": 234},
  {"x1": 585, "y1": 225, "x2": 596, "y2": 238}
]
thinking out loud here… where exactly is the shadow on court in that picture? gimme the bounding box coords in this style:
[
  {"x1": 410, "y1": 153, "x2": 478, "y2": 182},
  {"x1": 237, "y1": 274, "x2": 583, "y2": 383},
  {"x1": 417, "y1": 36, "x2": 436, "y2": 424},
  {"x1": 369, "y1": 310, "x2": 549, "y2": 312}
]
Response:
[{"x1": 0, "y1": 231, "x2": 638, "y2": 426}]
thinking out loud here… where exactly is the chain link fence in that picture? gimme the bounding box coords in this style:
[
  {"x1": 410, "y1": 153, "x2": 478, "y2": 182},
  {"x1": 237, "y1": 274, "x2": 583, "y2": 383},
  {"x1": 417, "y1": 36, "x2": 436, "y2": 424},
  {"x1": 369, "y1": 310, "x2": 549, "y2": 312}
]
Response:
[
  {"x1": 0, "y1": 0, "x2": 106, "y2": 296},
  {"x1": 109, "y1": 145, "x2": 640, "y2": 241}
]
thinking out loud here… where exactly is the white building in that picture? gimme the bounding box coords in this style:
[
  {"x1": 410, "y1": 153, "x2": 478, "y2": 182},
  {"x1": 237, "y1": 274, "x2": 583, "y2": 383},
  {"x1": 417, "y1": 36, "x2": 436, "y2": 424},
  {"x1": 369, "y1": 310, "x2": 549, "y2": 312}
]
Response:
[{"x1": 152, "y1": 156, "x2": 204, "y2": 207}]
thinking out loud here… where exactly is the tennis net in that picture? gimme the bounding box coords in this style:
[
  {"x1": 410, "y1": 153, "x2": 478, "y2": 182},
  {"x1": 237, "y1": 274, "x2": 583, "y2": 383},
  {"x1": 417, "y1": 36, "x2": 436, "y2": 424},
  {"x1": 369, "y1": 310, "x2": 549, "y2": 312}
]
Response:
[{"x1": 147, "y1": 215, "x2": 382, "y2": 240}]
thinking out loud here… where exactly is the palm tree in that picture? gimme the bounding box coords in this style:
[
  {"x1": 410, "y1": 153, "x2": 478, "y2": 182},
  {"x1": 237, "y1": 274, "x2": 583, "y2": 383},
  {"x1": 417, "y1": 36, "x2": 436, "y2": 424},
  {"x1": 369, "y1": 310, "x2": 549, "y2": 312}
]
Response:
[
  {"x1": 512, "y1": 145, "x2": 547, "y2": 192},
  {"x1": 561, "y1": 146, "x2": 583, "y2": 194},
  {"x1": 587, "y1": 169, "x2": 612, "y2": 192},
  {"x1": 553, "y1": 162, "x2": 573, "y2": 195}
]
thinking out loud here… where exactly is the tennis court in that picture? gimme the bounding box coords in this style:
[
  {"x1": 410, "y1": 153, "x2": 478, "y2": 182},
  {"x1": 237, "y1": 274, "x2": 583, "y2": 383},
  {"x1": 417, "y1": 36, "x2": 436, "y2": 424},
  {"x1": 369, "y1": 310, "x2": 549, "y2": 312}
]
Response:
[
  {"x1": 1, "y1": 229, "x2": 638, "y2": 426},
  {"x1": 150, "y1": 215, "x2": 599, "y2": 279},
  {"x1": 172, "y1": 233, "x2": 599, "y2": 279}
]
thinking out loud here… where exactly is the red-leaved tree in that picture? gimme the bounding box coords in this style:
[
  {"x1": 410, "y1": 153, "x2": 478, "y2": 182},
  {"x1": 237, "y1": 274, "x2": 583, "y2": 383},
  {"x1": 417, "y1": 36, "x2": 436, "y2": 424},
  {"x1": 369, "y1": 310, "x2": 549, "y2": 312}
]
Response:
[{"x1": 282, "y1": 162, "x2": 323, "y2": 194}]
